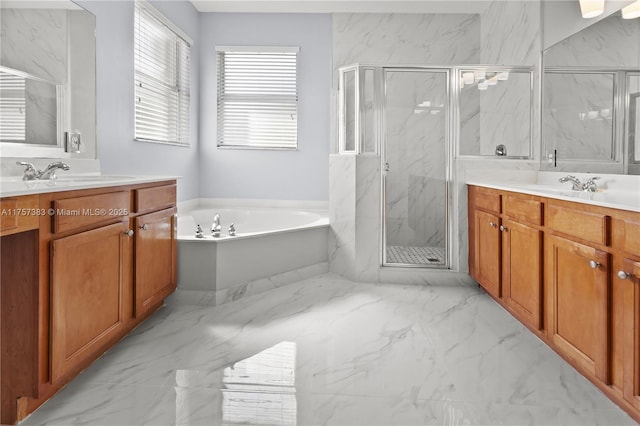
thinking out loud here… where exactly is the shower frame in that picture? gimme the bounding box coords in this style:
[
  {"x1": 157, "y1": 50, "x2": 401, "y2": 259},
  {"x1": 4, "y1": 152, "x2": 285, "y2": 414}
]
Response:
[{"x1": 337, "y1": 64, "x2": 535, "y2": 271}]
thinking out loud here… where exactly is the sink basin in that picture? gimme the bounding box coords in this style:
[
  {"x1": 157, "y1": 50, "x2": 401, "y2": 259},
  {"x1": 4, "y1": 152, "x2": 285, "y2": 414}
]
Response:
[{"x1": 512, "y1": 184, "x2": 574, "y2": 195}]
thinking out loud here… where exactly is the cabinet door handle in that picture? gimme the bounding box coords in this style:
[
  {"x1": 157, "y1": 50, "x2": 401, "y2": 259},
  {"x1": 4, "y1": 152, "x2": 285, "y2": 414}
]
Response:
[
  {"x1": 139, "y1": 224, "x2": 149, "y2": 231},
  {"x1": 499, "y1": 225, "x2": 508, "y2": 232},
  {"x1": 589, "y1": 260, "x2": 601, "y2": 269},
  {"x1": 489, "y1": 222, "x2": 497, "y2": 228},
  {"x1": 618, "y1": 271, "x2": 631, "y2": 280},
  {"x1": 124, "y1": 230, "x2": 134, "y2": 237}
]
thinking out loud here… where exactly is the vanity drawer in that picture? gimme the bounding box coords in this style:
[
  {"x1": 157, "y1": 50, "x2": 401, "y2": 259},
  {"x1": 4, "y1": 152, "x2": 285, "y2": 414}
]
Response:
[
  {"x1": 134, "y1": 185, "x2": 176, "y2": 213},
  {"x1": 623, "y1": 220, "x2": 640, "y2": 257},
  {"x1": 503, "y1": 195, "x2": 543, "y2": 225},
  {"x1": 0, "y1": 195, "x2": 39, "y2": 236},
  {"x1": 547, "y1": 204, "x2": 609, "y2": 245},
  {"x1": 471, "y1": 186, "x2": 501, "y2": 214},
  {"x1": 52, "y1": 191, "x2": 129, "y2": 234}
]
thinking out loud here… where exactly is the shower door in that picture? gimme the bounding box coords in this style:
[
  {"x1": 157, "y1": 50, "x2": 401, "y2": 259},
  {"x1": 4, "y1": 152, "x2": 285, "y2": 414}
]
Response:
[{"x1": 382, "y1": 68, "x2": 450, "y2": 268}]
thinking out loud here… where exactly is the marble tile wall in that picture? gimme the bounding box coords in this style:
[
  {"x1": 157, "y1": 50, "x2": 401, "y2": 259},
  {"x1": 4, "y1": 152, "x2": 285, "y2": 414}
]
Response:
[
  {"x1": 455, "y1": 0, "x2": 541, "y2": 273},
  {"x1": 330, "y1": 3, "x2": 542, "y2": 279},
  {"x1": 544, "y1": 14, "x2": 640, "y2": 68},
  {"x1": 1, "y1": 9, "x2": 68, "y2": 84},
  {"x1": 331, "y1": 13, "x2": 480, "y2": 279}
]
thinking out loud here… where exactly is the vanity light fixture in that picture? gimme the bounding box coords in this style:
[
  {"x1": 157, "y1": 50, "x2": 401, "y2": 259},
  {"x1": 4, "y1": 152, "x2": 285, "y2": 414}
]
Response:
[
  {"x1": 622, "y1": 0, "x2": 640, "y2": 19},
  {"x1": 462, "y1": 72, "x2": 474, "y2": 85},
  {"x1": 579, "y1": 0, "x2": 604, "y2": 18}
]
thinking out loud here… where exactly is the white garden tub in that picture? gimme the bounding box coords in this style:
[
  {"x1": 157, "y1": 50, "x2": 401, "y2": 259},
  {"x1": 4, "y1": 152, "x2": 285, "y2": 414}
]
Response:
[{"x1": 177, "y1": 205, "x2": 329, "y2": 294}]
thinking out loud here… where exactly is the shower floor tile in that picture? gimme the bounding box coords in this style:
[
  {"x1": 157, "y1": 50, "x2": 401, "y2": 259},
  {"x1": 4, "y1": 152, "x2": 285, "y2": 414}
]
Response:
[{"x1": 386, "y1": 245, "x2": 445, "y2": 265}]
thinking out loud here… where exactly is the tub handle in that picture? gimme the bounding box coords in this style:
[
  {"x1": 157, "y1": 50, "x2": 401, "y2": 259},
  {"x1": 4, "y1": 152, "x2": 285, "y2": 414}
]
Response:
[{"x1": 228, "y1": 223, "x2": 236, "y2": 237}]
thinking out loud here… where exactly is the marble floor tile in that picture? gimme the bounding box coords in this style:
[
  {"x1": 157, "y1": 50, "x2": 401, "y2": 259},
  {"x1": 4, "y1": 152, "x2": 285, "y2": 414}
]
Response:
[{"x1": 21, "y1": 273, "x2": 634, "y2": 426}]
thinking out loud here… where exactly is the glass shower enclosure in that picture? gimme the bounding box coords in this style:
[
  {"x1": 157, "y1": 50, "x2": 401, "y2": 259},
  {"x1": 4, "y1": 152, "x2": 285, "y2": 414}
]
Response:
[{"x1": 338, "y1": 65, "x2": 451, "y2": 268}]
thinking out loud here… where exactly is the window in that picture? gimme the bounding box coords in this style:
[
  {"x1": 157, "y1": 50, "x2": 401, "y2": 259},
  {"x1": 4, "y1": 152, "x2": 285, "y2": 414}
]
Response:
[
  {"x1": 216, "y1": 46, "x2": 299, "y2": 149},
  {"x1": 134, "y1": 1, "x2": 191, "y2": 146}
]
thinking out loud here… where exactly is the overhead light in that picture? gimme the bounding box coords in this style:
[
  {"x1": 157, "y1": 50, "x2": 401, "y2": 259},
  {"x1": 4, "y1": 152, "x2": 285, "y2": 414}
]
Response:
[
  {"x1": 622, "y1": 0, "x2": 640, "y2": 19},
  {"x1": 462, "y1": 72, "x2": 474, "y2": 85},
  {"x1": 497, "y1": 72, "x2": 509, "y2": 81},
  {"x1": 579, "y1": 0, "x2": 604, "y2": 18}
]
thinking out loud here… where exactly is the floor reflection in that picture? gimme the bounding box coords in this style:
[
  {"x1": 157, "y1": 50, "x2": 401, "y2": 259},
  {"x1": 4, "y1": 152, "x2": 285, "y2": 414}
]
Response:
[{"x1": 223, "y1": 341, "x2": 297, "y2": 425}]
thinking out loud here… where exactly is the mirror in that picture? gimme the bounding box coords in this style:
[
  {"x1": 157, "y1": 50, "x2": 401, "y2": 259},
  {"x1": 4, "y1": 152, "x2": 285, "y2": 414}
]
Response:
[
  {"x1": 459, "y1": 67, "x2": 534, "y2": 158},
  {"x1": 0, "y1": 1, "x2": 96, "y2": 158},
  {"x1": 542, "y1": 12, "x2": 640, "y2": 174}
]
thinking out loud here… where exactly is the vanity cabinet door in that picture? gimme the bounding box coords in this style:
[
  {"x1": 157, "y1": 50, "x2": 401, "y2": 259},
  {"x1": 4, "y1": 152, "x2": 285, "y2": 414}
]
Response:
[
  {"x1": 502, "y1": 219, "x2": 543, "y2": 330},
  {"x1": 620, "y1": 258, "x2": 640, "y2": 410},
  {"x1": 473, "y1": 209, "x2": 501, "y2": 299},
  {"x1": 546, "y1": 234, "x2": 611, "y2": 384},
  {"x1": 50, "y1": 220, "x2": 130, "y2": 384},
  {"x1": 134, "y1": 208, "x2": 176, "y2": 317}
]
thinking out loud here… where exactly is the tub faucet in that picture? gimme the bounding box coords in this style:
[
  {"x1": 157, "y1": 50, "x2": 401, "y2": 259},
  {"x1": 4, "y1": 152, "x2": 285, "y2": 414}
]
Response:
[
  {"x1": 228, "y1": 223, "x2": 236, "y2": 237},
  {"x1": 558, "y1": 175, "x2": 584, "y2": 191},
  {"x1": 211, "y1": 213, "x2": 221, "y2": 237}
]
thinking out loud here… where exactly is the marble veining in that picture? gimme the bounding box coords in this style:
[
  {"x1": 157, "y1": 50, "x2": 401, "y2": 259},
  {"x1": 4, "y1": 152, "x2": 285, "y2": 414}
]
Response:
[{"x1": 21, "y1": 273, "x2": 634, "y2": 425}]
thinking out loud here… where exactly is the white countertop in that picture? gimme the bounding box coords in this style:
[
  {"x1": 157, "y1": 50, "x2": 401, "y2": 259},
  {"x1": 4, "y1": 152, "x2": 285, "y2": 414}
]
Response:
[
  {"x1": 0, "y1": 174, "x2": 178, "y2": 198},
  {"x1": 467, "y1": 179, "x2": 640, "y2": 213}
]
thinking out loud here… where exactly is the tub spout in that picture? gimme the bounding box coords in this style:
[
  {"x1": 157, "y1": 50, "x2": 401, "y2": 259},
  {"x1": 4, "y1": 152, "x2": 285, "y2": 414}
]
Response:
[{"x1": 211, "y1": 213, "x2": 221, "y2": 237}]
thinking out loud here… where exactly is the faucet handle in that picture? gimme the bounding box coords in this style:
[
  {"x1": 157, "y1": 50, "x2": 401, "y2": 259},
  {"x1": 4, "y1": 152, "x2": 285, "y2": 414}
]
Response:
[{"x1": 16, "y1": 161, "x2": 39, "y2": 180}]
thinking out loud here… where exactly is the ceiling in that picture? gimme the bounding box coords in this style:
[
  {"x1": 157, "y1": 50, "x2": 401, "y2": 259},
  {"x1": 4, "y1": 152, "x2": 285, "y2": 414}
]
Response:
[{"x1": 189, "y1": 0, "x2": 494, "y2": 14}]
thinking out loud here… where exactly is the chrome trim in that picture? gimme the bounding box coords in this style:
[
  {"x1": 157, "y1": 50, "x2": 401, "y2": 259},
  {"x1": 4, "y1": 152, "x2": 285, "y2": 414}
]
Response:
[{"x1": 379, "y1": 66, "x2": 451, "y2": 269}]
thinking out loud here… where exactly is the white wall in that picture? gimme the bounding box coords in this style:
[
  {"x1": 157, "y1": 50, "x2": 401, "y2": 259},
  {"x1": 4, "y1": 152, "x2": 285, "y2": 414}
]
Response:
[
  {"x1": 76, "y1": 0, "x2": 201, "y2": 202},
  {"x1": 199, "y1": 13, "x2": 331, "y2": 201}
]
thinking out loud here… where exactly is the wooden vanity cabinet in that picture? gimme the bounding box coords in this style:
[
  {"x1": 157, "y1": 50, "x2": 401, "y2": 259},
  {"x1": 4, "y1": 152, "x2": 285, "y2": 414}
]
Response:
[
  {"x1": 616, "y1": 218, "x2": 640, "y2": 411},
  {"x1": 468, "y1": 187, "x2": 543, "y2": 331},
  {"x1": 468, "y1": 186, "x2": 502, "y2": 299},
  {"x1": 545, "y1": 233, "x2": 611, "y2": 382},
  {"x1": 0, "y1": 180, "x2": 177, "y2": 425},
  {"x1": 469, "y1": 184, "x2": 640, "y2": 423},
  {"x1": 50, "y1": 219, "x2": 132, "y2": 383}
]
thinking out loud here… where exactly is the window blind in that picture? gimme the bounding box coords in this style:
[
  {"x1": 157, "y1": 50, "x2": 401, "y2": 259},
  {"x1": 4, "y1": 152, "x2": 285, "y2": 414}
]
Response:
[
  {"x1": 0, "y1": 72, "x2": 26, "y2": 142},
  {"x1": 134, "y1": 1, "x2": 190, "y2": 145},
  {"x1": 216, "y1": 46, "x2": 299, "y2": 149}
]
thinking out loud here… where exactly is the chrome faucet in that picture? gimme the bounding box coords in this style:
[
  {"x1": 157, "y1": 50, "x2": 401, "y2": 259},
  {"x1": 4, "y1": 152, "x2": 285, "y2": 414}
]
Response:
[
  {"x1": 211, "y1": 213, "x2": 221, "y2": 237},
  {"x1": 558, "y1": 175, "x2": 584, "y2": 191},
  {"x1": 39, "y1": 161, "x2": 71, "y2": 179},
  {"x1": 583, "y1": 176, "x2": 601, "y2": 193},
  {"x1": 558, "y1": 175, "x2": 600, "y2": 192},
  {"x1": 16, "y1": 161, "x2": 70, "y2": 180}
]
